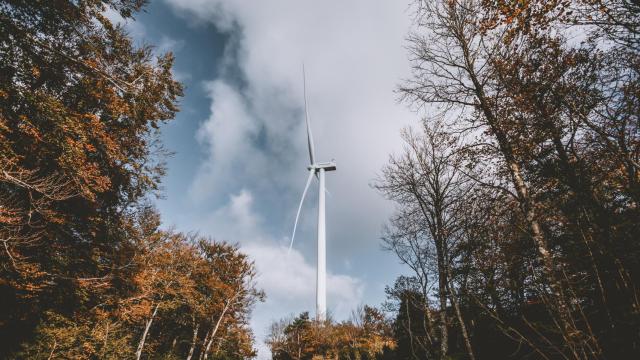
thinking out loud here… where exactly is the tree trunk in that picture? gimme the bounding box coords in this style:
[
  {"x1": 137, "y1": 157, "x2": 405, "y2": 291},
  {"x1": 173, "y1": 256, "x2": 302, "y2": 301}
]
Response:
[
  {"x1": 198, "y1": 328, "x2": 211, "y2": 360},
  {"x1": 436, "y1": 241, "x2": 449, "y2": 359},
  {"x1": 136, "y1": 302, "x2": 159, "y2": 360},
  {"x1": 403, "y1": 299, "x2": 421, "y2": 360},
  {"x1": 186, "y1": 322, "x2": 200, "y2": 360},
  {"x1": 447, "y1": 276, "x2": 475, "y2": 360},
  {"x1": 203, "y1": 298, "x2": 233, "y2": 360},
  {"x1": 47, "y1": 340, "x2": 57, "y2": 360},
  {"x1": 101, "y1": 321, "x2": 110, "y2": 357},
  {"x1": 412, "y1": 186, "x2": 449, "y2": 358},
  {"x1": 435, "y1": 208, "x2": 449, "y2": 360}
]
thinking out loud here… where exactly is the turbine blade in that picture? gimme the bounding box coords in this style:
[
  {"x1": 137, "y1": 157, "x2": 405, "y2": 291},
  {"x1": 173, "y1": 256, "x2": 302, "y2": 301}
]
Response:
[
  {"x1": 303, "y1": 64, "x2": 316, "y2": 165},
  {"x1": 289, "y1": 168, "x2": 315, "y2": 254}
]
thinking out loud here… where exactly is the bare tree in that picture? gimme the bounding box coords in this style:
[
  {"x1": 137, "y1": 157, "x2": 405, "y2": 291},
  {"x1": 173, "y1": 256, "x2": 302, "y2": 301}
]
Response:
[
  {"x1": 376, "y1": 120, "x2": 475, "y2": 360},
  {"x1": 398, "y1": 1, "x2": 598, "y2": 357}
]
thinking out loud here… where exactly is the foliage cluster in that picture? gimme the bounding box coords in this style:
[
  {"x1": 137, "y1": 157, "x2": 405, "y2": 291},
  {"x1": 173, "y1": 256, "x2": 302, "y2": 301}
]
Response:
[{"x1": 266, "y1": 307, "x2": 396, "y2": 360}]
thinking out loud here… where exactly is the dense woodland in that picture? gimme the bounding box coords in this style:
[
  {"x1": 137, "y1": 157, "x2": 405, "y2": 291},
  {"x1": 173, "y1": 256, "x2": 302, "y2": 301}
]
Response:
[
  {"x1": 0, "y1": 1, "x2": 263, "y2": 358},
  {"x1": 268, "y1": 0, "x2": 640, "y2": 359},
  {"x1": 2, "y1": 0, "x2": 640, "y2": 359},
  {"x1": 378, "y1": 0, "x2": 640, "y2": 358}
]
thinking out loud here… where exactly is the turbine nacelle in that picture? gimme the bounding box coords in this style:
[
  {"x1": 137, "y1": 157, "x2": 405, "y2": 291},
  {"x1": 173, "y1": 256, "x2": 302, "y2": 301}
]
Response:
[{"x1": 308, "y1": 161, "x2": 337, "y2": 172}]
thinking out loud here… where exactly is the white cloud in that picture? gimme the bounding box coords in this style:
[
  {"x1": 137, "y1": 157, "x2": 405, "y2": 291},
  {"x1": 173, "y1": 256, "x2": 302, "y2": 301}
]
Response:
[
  {"x1": 245, "y1": 243, "x2": 363, "y2": 313},
  {"x1": 167, "y1": 0, "x2": 415, "y2": 248}
]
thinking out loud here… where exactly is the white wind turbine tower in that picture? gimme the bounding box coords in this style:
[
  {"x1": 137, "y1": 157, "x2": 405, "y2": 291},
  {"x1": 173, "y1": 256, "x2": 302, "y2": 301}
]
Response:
[{"x1": 289, "y1": 67, "x2": 336, "y2": 322}]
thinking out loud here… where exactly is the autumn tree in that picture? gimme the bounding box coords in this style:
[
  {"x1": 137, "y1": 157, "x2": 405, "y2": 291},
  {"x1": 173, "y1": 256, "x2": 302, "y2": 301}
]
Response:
[
  {"x1": 267, "y1": 308, "x2": 395, "y2": 360},
  {"x1": 110, "y1": 213, "x2": 264, "y2": 360},
  {"x1": 0, "y1": 0, "x2": 271, "y2": 358},
  {"x1": 381, "y1": 0, "x2": 640, "y2": 358},
  {"x1": 0, "y1": 1, "x2": 268, "y2": 358},
  {"x1": 197, "y1": 240, "x2": 264, "y2": 360},
  {"x1": 0, "y1": 0, "x2": 183, "y2": 353},
  {"x1": 15, "y1": 207, "x2": 264, "y2": 359},
  {"x1": 482, "y1": 0, "x2": 640, "y2": 357}
]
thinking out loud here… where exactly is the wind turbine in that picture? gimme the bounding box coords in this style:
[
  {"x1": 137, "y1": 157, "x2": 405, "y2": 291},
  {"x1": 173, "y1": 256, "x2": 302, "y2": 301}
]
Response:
[{"x1": 289, "y1": 67, "x2": 336, "y2": 322}]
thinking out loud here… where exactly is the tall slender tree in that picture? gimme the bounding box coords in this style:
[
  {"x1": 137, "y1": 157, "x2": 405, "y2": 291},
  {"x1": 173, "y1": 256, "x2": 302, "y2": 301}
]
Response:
[{"x1": 375, "y1": 121, "x2": 475, "y2": 360}]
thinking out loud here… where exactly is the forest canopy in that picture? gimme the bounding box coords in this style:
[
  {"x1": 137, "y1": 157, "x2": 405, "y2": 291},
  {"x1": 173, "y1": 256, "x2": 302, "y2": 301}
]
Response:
[{"x1": 0, "y1": 1, "x2": 262, "y2": 358}]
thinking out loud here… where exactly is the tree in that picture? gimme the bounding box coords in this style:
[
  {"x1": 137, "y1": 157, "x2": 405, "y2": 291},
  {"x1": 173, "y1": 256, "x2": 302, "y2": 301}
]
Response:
[
  {"x1": 12, "y1": 206, "x2": 264, "y2": 359},
  {"x1": 382, "y1": 0, "x2": 640, "y2": 358},
  {"x1": 197, "y1": 240, "x2": 264, "y2": 360},
  {"x1": 375, "y1": 121, "x2": 475, "y2": 360},
  {"x1": 481, "y1": 1, "x2": 640, "y2": 356},
  {"x1": 267, "y1": 308, "x2": 395, "y2": 360},
  {"x1": 399, "y1": 0, "x2": 603, "y2": 357},
  {"x1": 0, "y1": 0, "x2": 182, "y2": 354},
  {"x1": 0, "y1": 1, "x2": 270, "y2": 358},
  {"x1": 384, "y1": 277, "x2": 434, "y2": 360}
]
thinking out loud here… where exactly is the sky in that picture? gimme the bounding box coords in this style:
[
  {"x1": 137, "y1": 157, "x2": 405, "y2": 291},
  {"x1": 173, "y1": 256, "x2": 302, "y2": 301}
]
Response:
[{"x1": 114, "y1": 1, "x2": 419, "y2": 358}]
